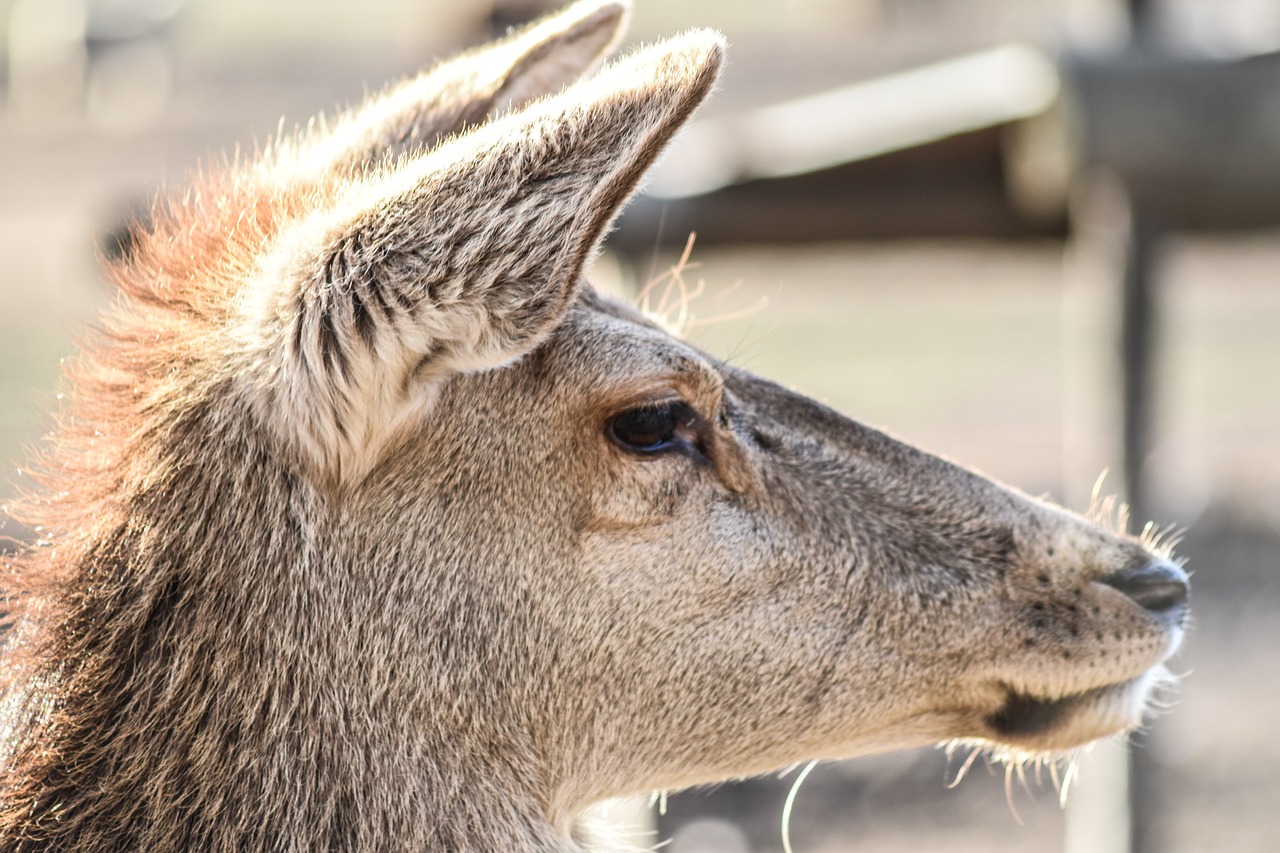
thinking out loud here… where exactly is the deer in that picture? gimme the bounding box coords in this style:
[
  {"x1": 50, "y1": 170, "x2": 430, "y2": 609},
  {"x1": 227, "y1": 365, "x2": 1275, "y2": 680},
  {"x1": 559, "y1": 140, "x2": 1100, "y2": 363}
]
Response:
[{"x1": 0, "y1": 1, "x2": 1189, "y2": 850}]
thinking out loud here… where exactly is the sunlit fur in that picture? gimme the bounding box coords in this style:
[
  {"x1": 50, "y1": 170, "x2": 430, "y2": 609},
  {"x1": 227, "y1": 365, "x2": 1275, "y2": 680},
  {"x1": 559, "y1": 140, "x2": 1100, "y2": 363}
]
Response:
[{"x1": 0, "y1": 2, "x2": 1186, "y2": 850}]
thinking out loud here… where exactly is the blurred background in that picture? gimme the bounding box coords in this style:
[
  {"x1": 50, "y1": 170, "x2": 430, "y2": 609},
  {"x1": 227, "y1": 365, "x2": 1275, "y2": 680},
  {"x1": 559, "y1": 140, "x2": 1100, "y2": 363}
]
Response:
[{"x1": 1, "y1": 0, "x2": 1278, "y2": 851}]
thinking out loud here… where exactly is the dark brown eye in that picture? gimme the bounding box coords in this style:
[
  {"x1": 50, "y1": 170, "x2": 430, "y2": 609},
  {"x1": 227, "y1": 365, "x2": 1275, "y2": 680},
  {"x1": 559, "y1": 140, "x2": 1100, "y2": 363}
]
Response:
[{"x1": 608, "y1": 402, "x2": 696, "y2": 454}]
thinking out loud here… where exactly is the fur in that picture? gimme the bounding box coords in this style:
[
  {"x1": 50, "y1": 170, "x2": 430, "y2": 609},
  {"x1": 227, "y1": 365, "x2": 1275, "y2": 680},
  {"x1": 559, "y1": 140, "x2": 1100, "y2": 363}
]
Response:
[{"x1": 0, "y1": 2, "x2": 1186, "y2": 850}]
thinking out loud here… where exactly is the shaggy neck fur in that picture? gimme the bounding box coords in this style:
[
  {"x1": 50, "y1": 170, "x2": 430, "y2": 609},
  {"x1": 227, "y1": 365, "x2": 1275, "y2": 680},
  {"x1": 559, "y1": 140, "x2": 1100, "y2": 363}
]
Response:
[{"x1": 0, "y1": 393, "x2": 579, "y2": 851}]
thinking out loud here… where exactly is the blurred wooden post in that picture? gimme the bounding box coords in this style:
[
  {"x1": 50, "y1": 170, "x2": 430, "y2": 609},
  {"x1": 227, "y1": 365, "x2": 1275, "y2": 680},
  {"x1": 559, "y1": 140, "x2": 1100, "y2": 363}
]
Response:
[
  {"x1": 1067, "y1": 3, "x2": 1161, "y2": 851},
  {"x1": 1115, "y1": 185, "x2": 1162, "y2": 853},
  {"x1": 486, "y1": 0, "x2": 558, "y2": 36},
  {"x1": 1064, "y1": 176, "x2": 1162, "y2": 853},
  {"x1": 1114, "y1": 3, "x2": 1162, "y2": 848}
]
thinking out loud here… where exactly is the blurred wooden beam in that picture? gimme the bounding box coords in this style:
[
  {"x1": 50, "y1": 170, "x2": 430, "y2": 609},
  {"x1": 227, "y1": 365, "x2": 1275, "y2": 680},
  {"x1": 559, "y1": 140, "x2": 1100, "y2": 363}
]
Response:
[
  {"x1": 613, "y1": 125, "x2": 1065, "y2": 251},
  {"x1": 1065, "y1": 50, "x2": 1280, "y2": 230}
]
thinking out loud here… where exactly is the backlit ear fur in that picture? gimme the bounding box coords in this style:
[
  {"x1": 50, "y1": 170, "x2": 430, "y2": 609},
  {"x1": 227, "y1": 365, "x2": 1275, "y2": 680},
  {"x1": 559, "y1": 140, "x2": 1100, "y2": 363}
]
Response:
[
  {"x1": 285, "y1": 0, "x2": 631, "y2": 181},
  {"x1": 240, "y1": 32, "x2": 725, "y2": 484}
]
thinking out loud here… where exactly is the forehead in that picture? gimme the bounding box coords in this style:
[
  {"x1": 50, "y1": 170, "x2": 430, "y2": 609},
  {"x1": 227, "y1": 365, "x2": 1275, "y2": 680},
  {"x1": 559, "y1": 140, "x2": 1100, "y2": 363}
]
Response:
[{"x1": 533, "y1": 288, "x2": 725, "y2": 405}]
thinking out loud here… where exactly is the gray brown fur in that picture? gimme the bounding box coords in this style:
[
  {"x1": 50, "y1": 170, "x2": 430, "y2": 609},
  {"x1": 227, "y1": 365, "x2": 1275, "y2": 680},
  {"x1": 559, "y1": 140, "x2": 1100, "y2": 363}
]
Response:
[{"x1": 0, "y1": 2, "x2": 1186, "y2": 850}]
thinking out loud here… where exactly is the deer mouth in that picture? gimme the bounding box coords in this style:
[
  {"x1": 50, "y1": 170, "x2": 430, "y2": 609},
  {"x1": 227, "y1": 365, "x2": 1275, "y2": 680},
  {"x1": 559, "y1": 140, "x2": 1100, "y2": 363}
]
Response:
[
  {"x1": 986, "y1": 688, "x2": 1100, "y2": 738},
  {"x1": 982, "y1": 671, "x2": 1166, "y2": 752}
]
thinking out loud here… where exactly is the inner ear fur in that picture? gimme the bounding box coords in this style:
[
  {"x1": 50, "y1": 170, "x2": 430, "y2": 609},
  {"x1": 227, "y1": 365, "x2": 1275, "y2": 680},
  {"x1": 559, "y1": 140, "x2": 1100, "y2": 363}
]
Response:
[{"x1": 241, "y1": 31, "x2": 726, "y2": 485}]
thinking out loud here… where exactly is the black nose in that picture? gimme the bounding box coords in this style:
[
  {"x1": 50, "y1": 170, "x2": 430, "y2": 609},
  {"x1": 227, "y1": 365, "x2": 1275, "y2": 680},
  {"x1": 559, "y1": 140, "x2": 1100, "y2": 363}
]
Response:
[{"x1": 1098, "y1": 560, "x2": 1189, "y2": 615}]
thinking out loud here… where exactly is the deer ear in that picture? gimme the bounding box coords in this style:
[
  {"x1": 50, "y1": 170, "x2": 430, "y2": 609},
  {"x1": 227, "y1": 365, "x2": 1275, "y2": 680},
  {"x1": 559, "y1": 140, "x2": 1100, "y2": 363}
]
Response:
[
  {"x1": 294, "y1": 0, "x2": 631, "y2": 179},
  {"x1": 243, "y1": 32, "x2": 725, "y2": 483},
  {"x1": 490, "y1": 0, "x2": 632, "y2": 112}
]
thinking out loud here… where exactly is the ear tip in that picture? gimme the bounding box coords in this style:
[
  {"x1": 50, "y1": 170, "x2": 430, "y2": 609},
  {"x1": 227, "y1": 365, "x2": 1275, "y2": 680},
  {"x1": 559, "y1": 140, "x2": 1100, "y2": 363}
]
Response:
[
  {"x1": 578, "y1": 28, "x2": 725, "y2": 107},
  {"x1": 662, "y1": 29, "x2": 729, "y2": 84},
  {"x1": 675, "y1": 27, "x2": 729, "y2": 52},
  {"x1": 563, "y1": 0, "x2": 632, "y2": 32},
  {"x1": 592, "y1": 0, "x2": 633, "y2": 18}
]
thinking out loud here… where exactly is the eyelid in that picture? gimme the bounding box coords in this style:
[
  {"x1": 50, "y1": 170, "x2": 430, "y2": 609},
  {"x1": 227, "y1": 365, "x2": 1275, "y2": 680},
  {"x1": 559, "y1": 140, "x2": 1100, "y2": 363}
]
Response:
[{"x1": 593, "y1": 372, "x2": 721, "y2": 422}]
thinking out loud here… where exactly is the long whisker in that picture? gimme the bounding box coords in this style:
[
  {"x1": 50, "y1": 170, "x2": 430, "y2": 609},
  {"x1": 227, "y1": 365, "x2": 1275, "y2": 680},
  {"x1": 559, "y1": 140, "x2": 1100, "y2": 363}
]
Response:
[{"x1": 781, "y1": 760, "x2": 818, "y2": 853}]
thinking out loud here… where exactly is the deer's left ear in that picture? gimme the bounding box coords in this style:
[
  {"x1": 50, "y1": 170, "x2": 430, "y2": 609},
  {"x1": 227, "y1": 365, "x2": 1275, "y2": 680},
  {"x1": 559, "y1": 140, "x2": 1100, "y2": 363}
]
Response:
[
  {"x1": 241, "y1": 32, "x2": 725, "y2": 484},
  {"x1": 291, "y1": 0, "x2": 631, "y2": 180}
]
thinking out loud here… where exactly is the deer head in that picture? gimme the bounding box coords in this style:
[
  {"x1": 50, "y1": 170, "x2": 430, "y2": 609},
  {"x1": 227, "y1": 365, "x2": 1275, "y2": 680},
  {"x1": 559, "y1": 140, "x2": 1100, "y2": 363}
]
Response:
[{"x1": 0, "y1": 2, "x2": 1187, "y2": 850}]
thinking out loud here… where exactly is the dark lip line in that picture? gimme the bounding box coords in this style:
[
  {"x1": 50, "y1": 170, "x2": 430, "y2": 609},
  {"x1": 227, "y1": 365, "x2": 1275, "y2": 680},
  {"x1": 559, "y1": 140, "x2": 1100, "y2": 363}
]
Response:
[{"x1": 983, "y1": 682, "x2": 1120, "y2": 738}]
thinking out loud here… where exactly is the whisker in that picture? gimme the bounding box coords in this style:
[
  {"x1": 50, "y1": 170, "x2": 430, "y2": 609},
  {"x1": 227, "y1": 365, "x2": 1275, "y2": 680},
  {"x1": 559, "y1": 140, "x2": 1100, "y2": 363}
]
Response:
[
  {"x1": 945, "y1": 742, "x2": 983, "y2": 789},
  {"x1": 1004, "y1": 762, "x2": 1024, "y2": 825},
  {"x1": 781, "y1": 760, "x2": 817, "y2": 853}
]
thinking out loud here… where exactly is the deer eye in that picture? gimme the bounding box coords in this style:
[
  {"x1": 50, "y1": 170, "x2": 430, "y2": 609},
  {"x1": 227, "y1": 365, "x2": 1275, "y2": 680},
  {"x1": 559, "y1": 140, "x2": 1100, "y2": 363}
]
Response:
[{"x1": 608, "y1": 402, "x2": 698, "y2": 454}]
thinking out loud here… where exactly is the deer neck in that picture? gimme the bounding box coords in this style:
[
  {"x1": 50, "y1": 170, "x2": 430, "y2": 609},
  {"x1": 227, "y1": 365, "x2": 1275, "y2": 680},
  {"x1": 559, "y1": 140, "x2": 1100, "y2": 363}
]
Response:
[{"x1": 4, "y1": 458, "x2": 578, "y2": 851}]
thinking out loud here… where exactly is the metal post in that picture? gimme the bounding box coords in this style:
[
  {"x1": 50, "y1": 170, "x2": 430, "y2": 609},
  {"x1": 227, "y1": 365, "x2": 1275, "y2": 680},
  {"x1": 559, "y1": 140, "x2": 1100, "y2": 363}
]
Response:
[
  {"x1": 1125, "y1": 0, "x2": 1158, "y2": 38},
  {"x1": 1118, "y1": 193, "x2": 1163, "y2": 853},
  {"x1": 1116, "y1": 4, "x2": 1161, "y2": 850},
  {"x1": 1063, "y1": 177, "x2": 1162, "y2": 853},
  {"x1": 1118, "y1": 195, "x2": 1158, "y2": 523}
]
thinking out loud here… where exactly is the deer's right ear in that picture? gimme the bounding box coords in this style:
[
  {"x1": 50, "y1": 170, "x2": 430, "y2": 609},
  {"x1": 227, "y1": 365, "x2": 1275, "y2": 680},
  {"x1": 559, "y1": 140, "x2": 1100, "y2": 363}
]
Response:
[
  {"x1": 240, "y1": 32, "x2": 725, "y2": 484},
  {"x1": 290, "y1": 0, "x2": 631, "y2": 179}
]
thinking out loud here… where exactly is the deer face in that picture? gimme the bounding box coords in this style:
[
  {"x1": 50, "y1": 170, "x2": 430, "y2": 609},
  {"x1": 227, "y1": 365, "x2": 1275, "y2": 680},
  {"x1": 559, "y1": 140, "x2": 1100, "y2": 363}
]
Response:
[{"x1": 348, "y1": 288, "x2": 1186, "y2": 815}]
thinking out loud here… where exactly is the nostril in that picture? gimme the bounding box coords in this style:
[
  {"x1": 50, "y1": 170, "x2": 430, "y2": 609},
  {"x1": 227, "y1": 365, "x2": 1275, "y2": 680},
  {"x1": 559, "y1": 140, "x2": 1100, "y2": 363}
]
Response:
[{"x1": 1098, "y1": 560, "x2": 1189, "y2": 614}]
